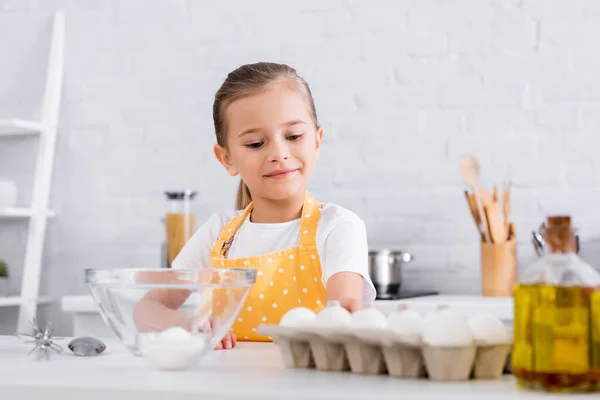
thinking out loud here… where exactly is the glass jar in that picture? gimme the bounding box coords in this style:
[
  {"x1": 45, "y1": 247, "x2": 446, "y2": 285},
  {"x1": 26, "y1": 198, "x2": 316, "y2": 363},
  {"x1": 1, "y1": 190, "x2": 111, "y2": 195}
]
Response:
[
  {"x1": 163, "y1": 190, "x2": 197, "y2": 268},
  {"x1": 512, "y1": 216, "x2": 600, "y2": 392}
]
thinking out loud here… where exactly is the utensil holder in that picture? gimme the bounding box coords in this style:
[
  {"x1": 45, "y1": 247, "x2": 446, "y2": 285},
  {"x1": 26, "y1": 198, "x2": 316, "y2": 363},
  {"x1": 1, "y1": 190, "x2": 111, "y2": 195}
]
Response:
[{"x1": 480, "y1": 239, "x2": 516, "y2": 297}]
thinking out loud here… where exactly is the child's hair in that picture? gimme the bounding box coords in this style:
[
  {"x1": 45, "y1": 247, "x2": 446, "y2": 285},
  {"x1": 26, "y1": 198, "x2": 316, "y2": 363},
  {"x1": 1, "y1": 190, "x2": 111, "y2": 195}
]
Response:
[{"x1": 212, "y1": 62, "x2": 319, "y2": 210}]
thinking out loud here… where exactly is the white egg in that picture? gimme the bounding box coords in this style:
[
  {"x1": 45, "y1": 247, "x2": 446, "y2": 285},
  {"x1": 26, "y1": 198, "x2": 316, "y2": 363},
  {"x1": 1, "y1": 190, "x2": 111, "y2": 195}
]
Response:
[
  {"x1": 141, "y1": 327, "x2": 207, "y2": 371},
  {"x1": 314, "y1": 301, "x2": 352, "y2": 327},
  {"x1": 143, "y1": 335, "x2": 205, "y2": 371},
  {"x1": 422, "y1": 307, "x2": 473, "y2": 347},
  {"x1": 387, "y1": 308, "x2": 424, "y2": 336},
  {"x1": 350, "y1": 304, "x2": 388, "y2": 330},
  {"x1": 279, "y1": 307, "x2": 316, "y2": 327},
  {"x1": 423, "y1": 310, "x2": 437, "y2": 328},
  {"x1": 157, "y1": 326, "x2": 192, "y2": 343},
  {"x1": 467, "y1": 312, "x2": 508, "y2": 343},
  {"x1": 422, "y1": 308, "x2": 447, "y2": 332}
]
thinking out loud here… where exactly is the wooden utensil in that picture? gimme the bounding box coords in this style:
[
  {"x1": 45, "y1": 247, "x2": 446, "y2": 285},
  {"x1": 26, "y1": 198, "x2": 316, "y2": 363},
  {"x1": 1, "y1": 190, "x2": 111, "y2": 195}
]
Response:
[
  {"x1": 492, "y1": 185, "x2": 499, "y2": 202},
  {"x1": 508, "y1": 223, "x2": 515, "y2": 241},
  {"x1": 483, "y1": 201, "x2": 507, "y2": 244},
  {"x1": 503, "y1": 182, "x2": 511, "y2": 235},
  {"x1": 459, "y1": 155, "x2": 490, "y2": 242},
  {"x1": 465, "y1": 191, "x2": 485, "y2": 242},
  {"x1": 478, "y1": 188, "x2": 494, "y2": 207}
]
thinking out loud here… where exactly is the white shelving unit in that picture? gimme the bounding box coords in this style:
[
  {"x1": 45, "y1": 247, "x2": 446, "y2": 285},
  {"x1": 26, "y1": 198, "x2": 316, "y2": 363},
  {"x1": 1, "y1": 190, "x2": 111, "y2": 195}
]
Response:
[
  {"x1": 0, "y1": 208, "x2": 56, "y2": 218},
  {"x1": 0, "y1": 10, "x2": 65, "y2": 334},
  {"x1": 0, "y1": 296, "x2": 53, "y2": 307},
  {"x1": 0, "y1": 119, "x2": 46, "y2": 136}
]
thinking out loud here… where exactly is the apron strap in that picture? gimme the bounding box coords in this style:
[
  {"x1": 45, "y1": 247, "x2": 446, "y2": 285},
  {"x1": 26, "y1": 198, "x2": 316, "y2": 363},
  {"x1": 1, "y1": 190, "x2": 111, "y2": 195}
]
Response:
[
  {"x1": 211, "y1": 193, "x2": 321, "y2": 257},
  {"x1": 299, "y1": 193, "x2": 321, "y2": 248},
  {"x1": 210, "y1": 202, "x2": 254, "y2": 258}
]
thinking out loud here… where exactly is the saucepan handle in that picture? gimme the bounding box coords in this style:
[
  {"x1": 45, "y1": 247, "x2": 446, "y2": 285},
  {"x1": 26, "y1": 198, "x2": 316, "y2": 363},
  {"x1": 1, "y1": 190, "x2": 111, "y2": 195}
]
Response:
[{"x1": 390, "y1": 252, "x2": 413, "y2": 265}]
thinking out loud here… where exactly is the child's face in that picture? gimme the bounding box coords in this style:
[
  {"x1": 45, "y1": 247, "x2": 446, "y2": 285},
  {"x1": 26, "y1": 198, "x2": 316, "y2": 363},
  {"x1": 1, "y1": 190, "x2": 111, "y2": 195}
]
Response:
[{"x1": 215, "y1": 86, "x2": 323, "y2": 203}]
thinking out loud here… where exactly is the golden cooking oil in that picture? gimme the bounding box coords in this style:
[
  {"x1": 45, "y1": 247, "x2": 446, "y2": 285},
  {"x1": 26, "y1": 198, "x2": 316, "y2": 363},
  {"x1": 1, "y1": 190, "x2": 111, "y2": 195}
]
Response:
[
  {"x1": 512, "y1": 216, "x2": 600, "y2": 392},
  {"x1": 512, "y1": 284, "x2": 600, "y2": 392}
]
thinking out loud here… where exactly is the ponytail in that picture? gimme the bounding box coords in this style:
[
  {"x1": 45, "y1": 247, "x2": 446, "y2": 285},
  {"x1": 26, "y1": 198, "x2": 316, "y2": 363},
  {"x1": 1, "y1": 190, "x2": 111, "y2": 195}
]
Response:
[{"x1": 235, "y1": 179, "x2": 252, "y2": 210}]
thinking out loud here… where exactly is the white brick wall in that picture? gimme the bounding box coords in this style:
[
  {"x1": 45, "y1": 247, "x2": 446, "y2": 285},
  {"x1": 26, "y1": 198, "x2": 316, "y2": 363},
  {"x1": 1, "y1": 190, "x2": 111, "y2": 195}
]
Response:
[{"x1": 2, "y1": 0, "x2": 600, "y2": 334}]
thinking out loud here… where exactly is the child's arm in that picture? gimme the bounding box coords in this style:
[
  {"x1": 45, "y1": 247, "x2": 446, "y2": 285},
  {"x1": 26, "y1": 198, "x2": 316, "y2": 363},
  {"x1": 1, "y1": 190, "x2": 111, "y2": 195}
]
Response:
[
  {"x1": 326, "y1": 272, "x2": 364, "y2": 313},
  {"x1": 133, "y1": 287, "x2": 193, "y2": 332},
  {"x1": 133, "y1": 213, "x2": 237, "y2": 348},
  {"x1": 320, "y1": 209, "x2": 376, "y2": 313}
]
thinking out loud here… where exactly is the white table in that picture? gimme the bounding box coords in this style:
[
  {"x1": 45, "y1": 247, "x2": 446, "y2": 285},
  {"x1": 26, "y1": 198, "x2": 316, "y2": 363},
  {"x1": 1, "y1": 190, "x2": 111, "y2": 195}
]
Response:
[{"x1": 0, "y1": 335, "x2": 594, "y2": 400}]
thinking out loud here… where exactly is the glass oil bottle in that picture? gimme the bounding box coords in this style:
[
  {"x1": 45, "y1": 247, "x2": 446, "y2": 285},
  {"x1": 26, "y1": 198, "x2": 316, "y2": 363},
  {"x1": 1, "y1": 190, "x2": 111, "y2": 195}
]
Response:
[{"x1": 512, "y1": 216, "x2": 600, "y2": 392}]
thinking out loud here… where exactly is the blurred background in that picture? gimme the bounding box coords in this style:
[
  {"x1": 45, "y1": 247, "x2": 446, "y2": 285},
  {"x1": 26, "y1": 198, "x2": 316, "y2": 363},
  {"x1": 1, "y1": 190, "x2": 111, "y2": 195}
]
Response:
[{"x1": 1, "y1": 0, "x2": 599, "y2": 335}]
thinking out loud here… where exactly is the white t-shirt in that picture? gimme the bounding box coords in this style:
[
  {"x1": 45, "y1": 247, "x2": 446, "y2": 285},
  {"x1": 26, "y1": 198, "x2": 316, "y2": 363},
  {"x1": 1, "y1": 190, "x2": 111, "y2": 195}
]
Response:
[{"x1": 172, "y1": 203, "x2": 376, "y2": 302}]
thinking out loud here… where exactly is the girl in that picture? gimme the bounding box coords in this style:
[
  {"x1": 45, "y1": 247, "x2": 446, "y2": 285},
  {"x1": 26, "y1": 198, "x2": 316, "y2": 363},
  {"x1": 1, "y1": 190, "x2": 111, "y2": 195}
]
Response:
[{"x1": 135, "y1": 62, "x2": 375, "y2": 349}]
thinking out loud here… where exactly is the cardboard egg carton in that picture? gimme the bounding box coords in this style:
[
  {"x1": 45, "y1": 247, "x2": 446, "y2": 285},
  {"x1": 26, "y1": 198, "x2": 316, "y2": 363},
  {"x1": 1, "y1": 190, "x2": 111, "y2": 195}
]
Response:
[{"x1": 258, "y1": 323, "x2": 512, "y2": 381}]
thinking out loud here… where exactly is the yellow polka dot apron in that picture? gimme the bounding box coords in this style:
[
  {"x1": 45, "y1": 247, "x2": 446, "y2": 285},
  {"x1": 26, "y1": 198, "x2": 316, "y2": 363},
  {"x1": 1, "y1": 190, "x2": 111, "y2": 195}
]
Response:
[{"x1": 210, "y1": 193, "x2": 326, "y2": 342}]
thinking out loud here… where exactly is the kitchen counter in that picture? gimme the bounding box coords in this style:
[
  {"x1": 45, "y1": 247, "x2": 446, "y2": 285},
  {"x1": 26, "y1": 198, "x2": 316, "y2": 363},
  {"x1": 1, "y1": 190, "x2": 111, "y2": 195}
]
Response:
[{"x1": 0, "y1": 335, "x2": 594, "y2": 399}]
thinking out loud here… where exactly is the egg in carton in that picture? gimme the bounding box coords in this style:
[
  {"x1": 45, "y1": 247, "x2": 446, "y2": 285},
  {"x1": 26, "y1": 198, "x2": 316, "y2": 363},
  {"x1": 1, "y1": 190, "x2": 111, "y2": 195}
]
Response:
[
  {"x1": 378, "y1": 304, "x2": 427, "y2": 378},
  {"x1": 339, "y1": 303, "x2": 389, "y2": 375},
  {"x1": 258, "y1": 307, "x2": 318, "y2": 369},
  {"x1": 419, "y1": 306, "x2": 513, "y2": 381},
  {"x1": 420, "y1": 309, "x2": 477, "y2": 381},
  {"x1": 306, "y1": 300, "x2": 352, "y2": 372},
  {"x1": 467, "y1": 311, "x2": 513, "y2": 379}
]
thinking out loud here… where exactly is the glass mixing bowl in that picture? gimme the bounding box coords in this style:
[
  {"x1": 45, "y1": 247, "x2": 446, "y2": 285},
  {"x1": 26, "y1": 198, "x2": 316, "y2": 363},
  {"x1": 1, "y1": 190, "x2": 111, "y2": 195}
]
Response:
[{"x1": 86, "y1": 268, "x2": 256, "y2": 369}]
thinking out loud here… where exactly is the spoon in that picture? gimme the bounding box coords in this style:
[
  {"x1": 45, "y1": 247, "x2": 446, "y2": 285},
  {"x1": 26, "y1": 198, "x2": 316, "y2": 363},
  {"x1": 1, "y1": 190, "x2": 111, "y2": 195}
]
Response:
[{"x1": 459, "y1": 155, "x2": 490, "y2": 242}]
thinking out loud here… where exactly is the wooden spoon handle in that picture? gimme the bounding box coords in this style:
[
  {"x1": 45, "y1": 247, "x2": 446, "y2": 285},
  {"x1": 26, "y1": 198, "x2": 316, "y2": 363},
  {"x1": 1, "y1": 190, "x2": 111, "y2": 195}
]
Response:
[
  {"x1": 484, "y1": 201, "x2": 507, "y2": 244},
  {"x1": 503, "y1": 182, "x2": 511, "y2": 234},
  {"x1": 473, "y1": 189, "x2": 491, "y2": 242},
  {"x1": 465, "y1": 191, "x2": 485, "y2": 242}
]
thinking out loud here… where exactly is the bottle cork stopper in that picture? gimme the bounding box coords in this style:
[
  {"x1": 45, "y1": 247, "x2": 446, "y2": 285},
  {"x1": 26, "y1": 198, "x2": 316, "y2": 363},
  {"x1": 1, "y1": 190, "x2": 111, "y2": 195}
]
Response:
[
  {"x1": 546, "y1": 216, "x2": 571, "y2": 229},
  {"x1": 545, "y1": 215, "x2": 576, "y2": 253}
]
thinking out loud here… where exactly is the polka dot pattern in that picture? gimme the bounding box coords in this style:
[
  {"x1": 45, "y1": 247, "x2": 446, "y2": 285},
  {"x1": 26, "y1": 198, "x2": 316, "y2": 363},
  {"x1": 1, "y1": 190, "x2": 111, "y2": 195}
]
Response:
[{"x1": 208, "y1": 193, "x2": 326, "y2": 342}]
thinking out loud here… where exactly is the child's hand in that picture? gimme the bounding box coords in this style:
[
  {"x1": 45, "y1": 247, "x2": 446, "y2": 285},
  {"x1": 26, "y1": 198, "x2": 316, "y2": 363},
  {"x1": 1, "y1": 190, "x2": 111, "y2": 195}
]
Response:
[
  {"x1": 325, "y1": 272, "x2": 364, "y2": 314},
  {"x1": 188, "y1": 315, "x2": 237, "y2": 350},
  {"x1": 215, "y1": 332, "x2": 237, "y2": 350},
  {"x1": 338, "y1": 298, "x2": 362, "y2": 313}
]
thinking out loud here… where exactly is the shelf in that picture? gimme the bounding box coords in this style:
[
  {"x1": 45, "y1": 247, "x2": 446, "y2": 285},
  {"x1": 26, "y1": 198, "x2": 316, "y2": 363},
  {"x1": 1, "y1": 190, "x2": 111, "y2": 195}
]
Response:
[
  {"x1": 0, "y1": 296, "x2": 53, "y2": 307},
  {"x1": 0, "y1": 208, "x2": 56, "y2": 218},
  {"x1": 0, "y1": 119, "x2": 44, "y2": 136}
]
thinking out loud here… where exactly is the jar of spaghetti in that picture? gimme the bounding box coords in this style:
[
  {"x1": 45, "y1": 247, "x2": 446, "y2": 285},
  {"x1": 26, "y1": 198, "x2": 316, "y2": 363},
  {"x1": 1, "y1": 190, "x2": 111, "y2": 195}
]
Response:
[{"x1": 163, "y1": 190, "x2": 197, "y2": 268}]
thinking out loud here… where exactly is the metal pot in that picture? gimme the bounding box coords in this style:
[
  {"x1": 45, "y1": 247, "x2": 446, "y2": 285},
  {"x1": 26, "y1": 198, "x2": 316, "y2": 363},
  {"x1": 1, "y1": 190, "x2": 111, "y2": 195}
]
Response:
[{"x1": 368, "y1": 249, "x2": 413, "y2": 299}]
